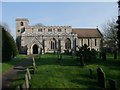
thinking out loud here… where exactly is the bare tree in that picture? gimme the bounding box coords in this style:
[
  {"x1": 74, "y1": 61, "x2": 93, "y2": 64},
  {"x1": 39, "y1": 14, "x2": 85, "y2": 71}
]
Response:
[
  {"x1": 102, "y1": 18, "x2": 118, "y2": 53},
  {"x1": 34, "y1": 23, "x2": 44, "y2": 26},
  {"x1": 117, "y1": 0, "x2": 120, "y2": 50}
]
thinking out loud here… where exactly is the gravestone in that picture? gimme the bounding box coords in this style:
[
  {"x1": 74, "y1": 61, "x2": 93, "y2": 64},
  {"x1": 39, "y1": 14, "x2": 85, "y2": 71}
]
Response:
[
  {"x1": 109, "y1": 79, "x2": 116, "y2": 90},
  {"x1": 97, "y1": 67, "x2": 106, "y2": 88},
  {"x1": 89, "y1": 69, "x2": 93, "y2": 79},
  {"x1": 26, "y1": 68, "x2": 31, "y2": 80}
]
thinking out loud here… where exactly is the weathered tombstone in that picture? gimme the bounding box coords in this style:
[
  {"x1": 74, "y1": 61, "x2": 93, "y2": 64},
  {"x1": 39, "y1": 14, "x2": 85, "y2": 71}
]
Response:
[
  {"x1": 97, "y1": 67, "x2": 106, "y2": 88},
  {"x1": 26, "y1": 68, "x2": 31, "y2": 80},
  {"x1": 25, "y1": 73, "x2": 29, "y2": 89},
  {"x1": 89, "y1": 69, "x2": 93, "y2": 79},
  {"x1": 109, "y1": 79, "x2": 116, "y2": 90}
]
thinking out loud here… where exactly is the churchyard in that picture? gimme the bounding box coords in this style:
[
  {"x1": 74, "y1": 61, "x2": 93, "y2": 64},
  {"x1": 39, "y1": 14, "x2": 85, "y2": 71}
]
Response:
[
  {"x1": 3, "y1": 52, "x2": 120, "y2": 89},
  {"x1": 1, "y1": 55, "x2": 29, "y2": 74}
]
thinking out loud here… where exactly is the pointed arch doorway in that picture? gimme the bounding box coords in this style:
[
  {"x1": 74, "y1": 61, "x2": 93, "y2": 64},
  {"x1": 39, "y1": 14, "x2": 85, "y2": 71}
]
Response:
[{"x1": 33, "y1": 44, "x2": 38, "y2": 54}]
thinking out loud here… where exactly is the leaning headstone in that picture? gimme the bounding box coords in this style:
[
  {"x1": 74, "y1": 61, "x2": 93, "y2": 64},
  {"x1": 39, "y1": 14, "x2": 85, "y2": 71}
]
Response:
[
  {"x1": 26, "y1": 68, "x2": 31, "y2": 80},
  {"x1": 109, "y1": 79, "x2": 116, "y2": 90},
  {"x1": 89, "y1": 69, "x2": 93, "y2": 79},
  {"x1": 97, "y1": 67, "x2": 106, "y2": 88},
  {"x1": 25, "y1": 73, "x2": 29, "y2": 89}
]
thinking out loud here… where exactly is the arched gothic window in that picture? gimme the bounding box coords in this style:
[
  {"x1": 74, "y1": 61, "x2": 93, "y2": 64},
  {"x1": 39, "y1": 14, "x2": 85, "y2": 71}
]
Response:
[
  {"x1": 65, "y1": 38, "x2": 71, "y2": 49},
  {"x1": 51, "y1": 38, "x2": 57, "y2": 50}
]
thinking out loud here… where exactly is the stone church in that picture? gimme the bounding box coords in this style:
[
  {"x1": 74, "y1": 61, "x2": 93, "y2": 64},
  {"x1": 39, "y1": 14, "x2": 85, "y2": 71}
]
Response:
[{"x1": 16, "y1": 18, "x2": 103, "y2": 55}]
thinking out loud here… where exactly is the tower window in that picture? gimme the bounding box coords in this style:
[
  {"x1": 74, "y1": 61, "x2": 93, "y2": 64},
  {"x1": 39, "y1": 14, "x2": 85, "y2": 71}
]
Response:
[{"x1": 20, "y1": 22, "x2": 24, "y2": 26}]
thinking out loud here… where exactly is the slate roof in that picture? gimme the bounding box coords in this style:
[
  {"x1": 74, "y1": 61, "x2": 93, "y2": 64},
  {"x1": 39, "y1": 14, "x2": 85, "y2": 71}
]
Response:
[{"x1": 72, "y1": 28, "x2": 103, "y2": 38}]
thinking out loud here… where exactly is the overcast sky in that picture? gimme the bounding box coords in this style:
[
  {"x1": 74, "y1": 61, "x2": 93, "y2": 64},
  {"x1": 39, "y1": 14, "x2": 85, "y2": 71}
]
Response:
[{"x1": 1, "y1": 2, "x2": 118, "y2": 39}]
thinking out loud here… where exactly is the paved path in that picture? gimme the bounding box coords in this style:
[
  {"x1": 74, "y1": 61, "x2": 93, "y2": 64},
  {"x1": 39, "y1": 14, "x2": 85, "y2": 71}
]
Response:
[{"x1": 2, "y1": 54, "x2": 36, "y2": 88}]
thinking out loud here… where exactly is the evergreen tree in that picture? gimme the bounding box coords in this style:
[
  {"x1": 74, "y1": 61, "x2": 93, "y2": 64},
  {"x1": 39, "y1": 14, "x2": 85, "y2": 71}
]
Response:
[{"x1": 2, "y1": 25, "x2": 18, "y2": 62}]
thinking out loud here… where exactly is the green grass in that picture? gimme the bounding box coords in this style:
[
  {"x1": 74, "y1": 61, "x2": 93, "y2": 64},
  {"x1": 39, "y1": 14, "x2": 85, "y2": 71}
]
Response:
[
  {"x1": 1, "y1": 54, "x2": 29, "y2": 74},
  {"x1": 9, "y1": 53, "x2": 120, "y2": 89}
]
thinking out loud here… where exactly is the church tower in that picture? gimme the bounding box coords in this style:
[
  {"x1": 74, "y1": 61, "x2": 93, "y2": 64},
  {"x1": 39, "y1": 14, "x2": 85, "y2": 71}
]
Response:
[
  {"x1": 16, "y1": 18, "x2": 29, "y2": 53},
  {"x1": 16, "y1": 18, "x2": 29, "y2": 37}
]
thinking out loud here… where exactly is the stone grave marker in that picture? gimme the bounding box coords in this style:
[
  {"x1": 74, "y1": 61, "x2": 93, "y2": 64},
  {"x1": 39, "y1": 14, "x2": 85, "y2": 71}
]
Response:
[
  {"x1": 97, "y1": 67, "x2": 106, "y2": 88},
  {"x1": 109, "y1": 79, "x2": 116, "y2": 90}
]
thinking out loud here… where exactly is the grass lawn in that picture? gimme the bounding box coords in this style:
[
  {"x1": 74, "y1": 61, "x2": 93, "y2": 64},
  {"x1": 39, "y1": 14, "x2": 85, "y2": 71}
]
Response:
[
  {"x1": 9, "y1": 53, "x2": 120, "y2": 89},
  {"x1": 1, "y1": 54, "x2": 29, "y2": 74}
]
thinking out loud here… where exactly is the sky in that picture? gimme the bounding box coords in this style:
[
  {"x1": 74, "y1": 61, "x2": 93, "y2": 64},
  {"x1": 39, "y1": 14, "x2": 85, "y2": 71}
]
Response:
[{"x1": 1, "y1": 2, "x2": 118, "y2": 39}]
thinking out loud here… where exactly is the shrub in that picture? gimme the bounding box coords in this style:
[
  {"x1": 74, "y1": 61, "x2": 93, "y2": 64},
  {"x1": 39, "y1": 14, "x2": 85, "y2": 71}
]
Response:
[{"x1": 2, "y1": 26, "x2": 18, "y2": 62}]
